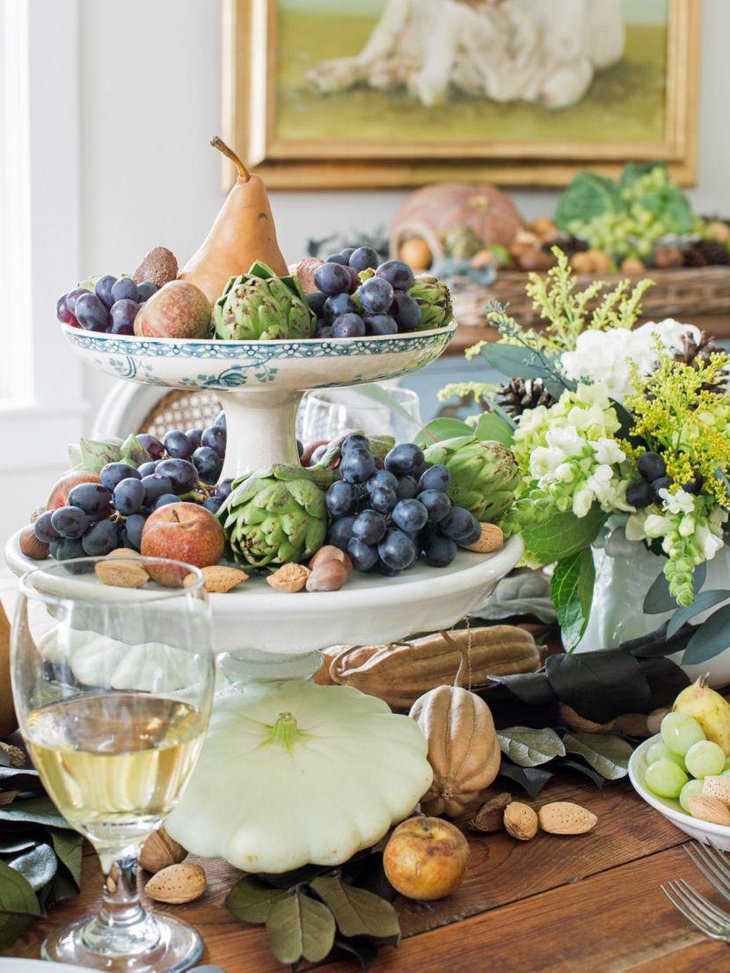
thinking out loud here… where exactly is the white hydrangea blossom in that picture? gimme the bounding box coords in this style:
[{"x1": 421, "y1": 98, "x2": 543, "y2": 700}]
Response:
[{"x1": 560, "y1": 318, "x2": 701, "y2": 403}]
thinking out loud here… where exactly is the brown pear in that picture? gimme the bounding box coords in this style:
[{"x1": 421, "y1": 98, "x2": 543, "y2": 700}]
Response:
[{"x1": 179, "y1": 138, "x2": 288, "y2": 304}]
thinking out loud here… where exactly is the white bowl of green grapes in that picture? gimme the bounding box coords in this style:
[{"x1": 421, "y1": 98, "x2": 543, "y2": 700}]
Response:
[{"x1": 629, "y1": 710, "x2": 730, "y2": 850}]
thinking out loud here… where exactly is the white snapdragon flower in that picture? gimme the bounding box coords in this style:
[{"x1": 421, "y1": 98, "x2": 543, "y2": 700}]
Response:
[
  {"x1": 658, "y1": 487, "x2": 695, "y2": 516},
  {"x1": 594, "y1": 437, "x2": 626, "y2": 465},
  {"x1": 572, "y1": 486, "x2": 595, "y2": 518},
  {"x1": 695, "y1": 523, "x2": 725, "y2": 560}
]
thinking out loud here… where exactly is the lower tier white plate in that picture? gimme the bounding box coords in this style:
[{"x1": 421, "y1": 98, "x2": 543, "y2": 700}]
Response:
[
  {"x1": 5, "y1": 530, "x2": 522, "y2": 654},
  {"x1": 0, "y1": 962, "x2": 96, "y2": 972}
]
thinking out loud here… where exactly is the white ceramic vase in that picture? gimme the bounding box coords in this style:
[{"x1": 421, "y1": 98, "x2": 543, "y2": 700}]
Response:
[{"x1": 574, "y1": 516, "x2": 730, "y2": 686}]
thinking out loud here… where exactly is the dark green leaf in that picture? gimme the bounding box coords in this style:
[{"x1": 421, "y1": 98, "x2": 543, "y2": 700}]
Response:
[
  {"x1": 644, "y1": 563, "x2": 706, "y2": 614},
  {"x1": 683, "y1": 605, "x2": 730, "y2": 664},
  {"x1": 225, "y1": 876, "x2": 288, "y2": 925},
  {"x1": 546, "y1": 651, "x2": 652, "y2": 723},
  {"x1": 414, "y1": 417, "x2": 473, "y2": 447},
  {"x1": 334, "y1": 935, "x2": 378, "y2": 972},
  {"x1": 0, "y1": 796, "x2": 69, "y2": 829},
  {"x1": 473, "y1": 411, "x2": 514, "y2": 446},
  {"x1": 496, "y1": 727, "x2": 565, "y2": 767},
  {"x1": 0, "y1": 859, "x2": 42, "y2": 948},
  {"x1": 551, "y1": 756, "x2": 606, "y2": 789},
  {"x1": 552, "y1": 548, "x2": 596, "y2": 651},
  {"x1": 521, "y1": 507, "x2": 606, "y2": 564},
  {"x1": 310, "y1": 876, "x2": 400, "y2": 941},
  {"x1": 9, "y1": 843, "x2": 57, "y2": 892},
  {"x1": 563, "y1": 733, "x2": 633, "y2": 780},
  {"x1": 265, "y1": 890, "x2": 335, "y2": 966},
  {"x1": 487, "y1": 671, "x2": 558, "y2": 707},
  {"x1": 667, "y1": 591, "x2": 729, "y2": 638},
  {"x1": 49, "y1": 830, "x2": 83, "y2": 888},
  {"x1": 497, "y1": 759, "x2": 553, "y2": 799}
]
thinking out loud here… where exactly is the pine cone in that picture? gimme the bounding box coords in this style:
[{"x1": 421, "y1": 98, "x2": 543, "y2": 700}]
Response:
[
  {"x1": 540, "y1": 235, "x2": 589, "y2": 257},
  {"x1": 674, "y1": 330, "x2": 726, "y2": 394},
  {"x1": 497, "y1": 378, "x2": 554, "y2": 417},
  {"x1": 684, "y1": 240, "x2": 730, "y2": 267}
]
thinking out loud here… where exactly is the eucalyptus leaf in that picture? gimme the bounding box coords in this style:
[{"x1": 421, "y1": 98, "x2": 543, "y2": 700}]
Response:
[
  {"x1": 552, "y1": 548, "x2": 596, "y2": 651},
  {"x1": 546, "y1": 650, "x2": 652, "y2": 723},
  {"x1": 497, "y1": 759, "x2": 553, "y2": 799},
  {"x1": 9, "y1": 843, "x2": 57, "y2": 892},
  {"x1": 0, "y1": 836, "x2": 37, "y2": 855},
  {"x1": 480, "y1": 342, "x2": 569, "y2": 399},
  {"x1": 415, "y1": 417, "x2": 473, "y2": 447},
  {"x1": 265, "y1": 890, "x2": 335, "y2": 966},
  {"x1": 563, "y1": 732, "x2": 633, "y2": 780},
  {"x1": 644, "y1": 563, "x2": 706, "y2": 614},
  {"x1": 49, "y1": 830, "x2": 83, "y2": 888},
  {"x1": 334, "y1": 935, "x2": 378, "y2": 972},
  {"x1": 497, "y1": 726, "x2": 565, "y2": 767},
  {"x1": 667, "y1": 591, "x2": 729, "y2": 638},
  {"x1": 683, "y1": 605, "x2": 730, "y2": 664},
  {"x1": 0, "y1": 796, "x2": 69, "y2": 829},
  {"x1": 521, "y1": 507, "x2": 606, "y2": 564},
  {"x1": 225, "y1": 876, "x2": 288, "y2": 925},
  {"x1": 473, "y1": 411, "x2": 514, "y2": 446},
  {"x1": 0, "y1": 767, "x2": 40, "y2": 790},
  {"x1": 0, "y1": 859, "x2": 42, "y2": 949},
  {"x1": 310, "y1": 876, "x2": 400, "y2": 941}
]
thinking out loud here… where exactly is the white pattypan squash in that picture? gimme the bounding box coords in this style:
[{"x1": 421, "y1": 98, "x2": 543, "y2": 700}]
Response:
[{"x1": 167, "y1": 679, "x2": 433, "y2": 873}]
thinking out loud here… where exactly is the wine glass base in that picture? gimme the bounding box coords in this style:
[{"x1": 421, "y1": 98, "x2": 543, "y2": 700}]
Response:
[{"x1": 41, "y1": 912, "x2": 204, "y2": 973}]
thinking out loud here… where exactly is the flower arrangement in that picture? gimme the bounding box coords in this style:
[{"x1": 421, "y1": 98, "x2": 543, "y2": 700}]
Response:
[{"x1": 442, "y1": 250, "x2": 730, "y2": 655}]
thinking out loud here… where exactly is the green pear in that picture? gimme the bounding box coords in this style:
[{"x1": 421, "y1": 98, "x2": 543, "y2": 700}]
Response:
[{"x1": 674, "y1": 675, "x2": 730, "y2": 756}]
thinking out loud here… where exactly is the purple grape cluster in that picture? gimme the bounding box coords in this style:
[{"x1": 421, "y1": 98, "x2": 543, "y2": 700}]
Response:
[
  {"x1": 325, "y1": 435, "x2": 480, "y2": 577},
  {"x1": 34, "y1": 412, "x2": 230, "y2": 562},
  {"x1": 56, "y1": 275, "x2": 159, "y2": 336},
  {"x1": 307, "y1": 249, "x2": 420, "y2": 338}
]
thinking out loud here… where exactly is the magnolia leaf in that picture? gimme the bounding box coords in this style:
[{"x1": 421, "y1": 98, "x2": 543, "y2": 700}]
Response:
[
  {"x1": 488, "y1": 671, "x2": 558, "y2": 707},
  {"x1": 497, "y1": 759, "x2": 553, "y2": 799},
  {"x1": 521, "y1": 507, "x2": 606, "y2": 564},
  {"x1": 266, "y1": 890, "x2": 335, "y2": 966},
  {"x1": 415, "y1": 417, "x2": 473, "y2": 447},
  {"x1": 310, "y1": 876, "x2": 400, "y2": 941},
  {"x1": 683, "y1": 605, "x2": 730, "y2": 665},
  {"x1": 546, "y1": 651, "x2": 652, "y2": 724},
  {"x1": 119, "y1": 434, "x2": 151, "y2": 468},
  {"x1": 563, "y1": 732, "x2": 633, "y2": 780},
  {"x1": 334, "y1": 935, "x2": 378, "y2": 972},
  {"x1": 9, "y1": 843, "x2": 57, "y2": 892},
  {"x1": 551, "y1": 756, "x2": 606, "y2": 789},
  {"x1": 473, "y1": 411, "x2": 514, "y2": 446},
  {"x1": 0, "y1": 796, "x2": 69, "y2": 829},
  {"x1": 225, "y1": 876, "x2": 288, "y2": 924},
  {"x1": 552, "y1": 548, "x2": 596, "y2": 652},
  {"x1": 667, "y1": 591, "x2": 729, "y2": 638},
  {"x1": 49, "y1": 830, "x2": 83, "y2": 889},
  {"x1": 644, "y1": 563, "x2": 706, "y2": 614},
  {"x1": 497, "y1": 727, "x2": 565, "y2": 767},
  {"x1": 0, "y1": 859, "x2": 42, "y2": 948}
]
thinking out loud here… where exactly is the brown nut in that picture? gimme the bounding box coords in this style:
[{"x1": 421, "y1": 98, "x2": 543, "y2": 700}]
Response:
[
  {"x1": 503, "y1": 802, "x2": 538, "y2": 840},
  {"x1": 19, "y1": 525, "x2": 49, "y2": 561},
  {"x1": 144, "y1": 863, "x2": 206, "y2": 904},
  {"x1": 468, "y1": 793, "x2": 512, "y2": 833},
  {"x1": 140, "y1": 827, "x2": 188, "y2": 873},
  {"x1": 516, "y1": 248, "x2": 556, "y2": 272},
  {"x1": 185, "y1": 565, "x2": 248, "y2": 594},
  {"x1": 585, "y1": 248, "x2": 612, "y2": 273},
  {"x1": 570, "y1": 252, "x2": 595, "y2": 275},
  {"x1": 306, "y1": 560, "x2": 351, "y2": 592},
  {"x1": 309, "y1": 545, "x2": 353, "y2": 574},
  {"x1": 538, "y1": 801, "x2": 597, "y2": 835},
  {"x1": 529, "y1": 217, "x2": 558, "y2": 240},
  {"x1": 95, "y1": 558, "x2": 149, "y2": 589},
  {"x1": 462, "y1": 523, "x2": 503, "y2": 554},
  {"x1": 621, "y1": 257, "x2": 646, "y2": 274},
  {"x1": 688, "y1": 795, "x2": 730, "y2": 826},
  {"x1": 267, "y1": 563, "x2": 310, "y2": 593}
]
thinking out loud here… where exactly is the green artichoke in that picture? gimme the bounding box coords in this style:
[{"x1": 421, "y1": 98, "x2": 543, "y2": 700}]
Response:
[
  {"x1": 220, "y1": 465, "x2": 329, "y2": 569},
  {"x1": 214, "y1": 261, "x2": 316, "y2": 341},
  {"x1": 423, "y1": 435, "x2": 521, "y2": 522},
  {"x1": 408, "y1": 277, "x2": 453, "y2": 330}
]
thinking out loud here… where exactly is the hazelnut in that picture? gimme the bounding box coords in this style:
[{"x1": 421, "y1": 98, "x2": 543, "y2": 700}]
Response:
[
  {"x1": 140, "y1": 827, "x2": 188, "y2": 873},
  {"x1": 306, "y1": 560, "x2": 351, "y2": 592},
  {"x1": 309, "y1": 545, "x2": 353, "y2": 574},
  {"x1": 19, "y1": 525, "x2": 49, "y2": 561}
]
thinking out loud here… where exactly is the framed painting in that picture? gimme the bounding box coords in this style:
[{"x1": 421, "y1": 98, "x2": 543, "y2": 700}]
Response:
[{"x1": 222, "y1": 0, "x2": 700, "y2": 188}]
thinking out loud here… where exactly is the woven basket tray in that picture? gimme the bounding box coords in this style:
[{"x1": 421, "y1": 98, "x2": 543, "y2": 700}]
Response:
[
  {"x1": 140, "y1": 390, "x2": 221, "y2": 439},
  {"x1": 452, "y1": 265, "x2": 730, "y2": 329}
]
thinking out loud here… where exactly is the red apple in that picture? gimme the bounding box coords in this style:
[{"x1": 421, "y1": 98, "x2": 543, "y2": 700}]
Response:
[
  {"x1": 141, "y1": 502, "x2": 224, "y2": 585},
  {"x1": 46, "y1": 471, "x2": 101, "y2": 510},
  {"x1": 383, "y1": 816, "x2": 469, "y2": 901}
]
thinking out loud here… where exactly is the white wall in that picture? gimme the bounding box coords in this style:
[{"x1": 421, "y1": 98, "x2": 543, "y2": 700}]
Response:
[{"x1": 77, "y1": 0, "x2": 729, "y2": 422}]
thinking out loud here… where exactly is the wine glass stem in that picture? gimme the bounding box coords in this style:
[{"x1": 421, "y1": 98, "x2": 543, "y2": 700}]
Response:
[{"x1": 81, "y1": 844, "x2": 159, "y2": 955}]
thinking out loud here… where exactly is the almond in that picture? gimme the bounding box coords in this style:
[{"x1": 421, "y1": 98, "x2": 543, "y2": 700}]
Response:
[
  {"x1": 145, "y1": 863, "x2": 206, "y2": 904},
  {"x1": 95, "y1": 558, "x2": 149, "y2": 589},
  {"x1": 699, "y1": 777, "x2": 730, "y2": 806},
  {"x1": 267, "y1": 563, "x2": 309, "y2": 593},
  {"x1": 306, "y1": 559, "x2": 351, "y2": 592},
  {"x1": 140, "y1": 827, "x2": 188, "y2": 874},
  {"x1": 537, "y1": 801, "x2": 597, "y2": 835},
  {"x1": 688, "y1": 795, "x2": 730, "y2": 826},
  {"x1": 19, "y1": 526, "x2": 49, "y2": 561},
  {"x1": 309, "y1": 545, "x2": 353, "y2": 573},
  {"x1": 184, "y1": 564, "x2": 248, "y2": 594},
  {"x1": 469, "y1": 792, "x2": 512, "y2": 833},
  {"x1": 108, "y1": 548, "x2": 141, "y2": 558},
  {"x1": 462, "y1": 523, "x2": 503, "y2": 554},
  {"x1": 503, "y1": 801, "x2": 538, "y2": 840}
]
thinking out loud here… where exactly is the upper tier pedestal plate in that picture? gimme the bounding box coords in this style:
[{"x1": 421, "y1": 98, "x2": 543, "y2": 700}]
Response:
[{"x1": 6, "y1": 321, "x2": 524, "y2": 872}]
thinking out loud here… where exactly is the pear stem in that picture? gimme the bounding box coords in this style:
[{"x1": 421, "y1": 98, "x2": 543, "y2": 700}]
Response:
[{"x1": 211, "y1": 136, "x2": 250, "y2": 182}]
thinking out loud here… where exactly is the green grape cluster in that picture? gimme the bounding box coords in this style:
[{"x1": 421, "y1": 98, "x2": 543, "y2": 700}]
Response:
[{"x1": 644, "y1": 711, "x2": 729, "y2": 812}]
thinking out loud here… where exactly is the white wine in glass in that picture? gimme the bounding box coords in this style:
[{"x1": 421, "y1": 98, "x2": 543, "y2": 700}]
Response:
[{"x1": 12, "y1": 556, "x2": 215, "y2": 973}]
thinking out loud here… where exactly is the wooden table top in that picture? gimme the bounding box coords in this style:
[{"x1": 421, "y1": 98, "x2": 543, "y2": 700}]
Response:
[{"x1": 6, "y1": 774, "x2": 729, "y2": 972}]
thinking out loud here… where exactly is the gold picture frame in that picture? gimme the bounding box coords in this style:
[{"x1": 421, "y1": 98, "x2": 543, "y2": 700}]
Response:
[{"x1": 222, "y1": 0, "x2": 700, "y2": 189}]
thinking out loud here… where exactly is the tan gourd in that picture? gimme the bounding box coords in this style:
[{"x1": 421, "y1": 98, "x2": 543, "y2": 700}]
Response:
[
  {"x1": 410, "y1": 648, "x2": 500, "y2": 817},
  {"x1": 0, "y1": 601, "x2": 17, "y2": 737},
  {"x1": 329, "y1": 626, "x2": 539, "y2": 709},
  {"x1": 179, "y1": 138, "x2": 288, "y2": 304}
]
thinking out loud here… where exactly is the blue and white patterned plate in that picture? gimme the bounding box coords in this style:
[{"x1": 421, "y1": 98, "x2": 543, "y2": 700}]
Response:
[{"x1": 61, "y1": 323, "x2": 456, "y2": 392}]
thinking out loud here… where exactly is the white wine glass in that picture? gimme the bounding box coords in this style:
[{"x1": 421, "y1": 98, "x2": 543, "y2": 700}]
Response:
[
  {"x1": 297, "y1": 386, "x2": 423, "y2": 446},
  {"x1": 12, "y1": 556, "x2": 215, "y2": 973}
]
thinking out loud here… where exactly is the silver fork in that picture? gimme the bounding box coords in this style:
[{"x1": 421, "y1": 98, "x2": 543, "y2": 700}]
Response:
[
  {"x1": 662, "y1": 878, "x2": 730, "y2": 940},
  {"x1": 684, "y1": 841, "x2": 730, "y2": 903}
]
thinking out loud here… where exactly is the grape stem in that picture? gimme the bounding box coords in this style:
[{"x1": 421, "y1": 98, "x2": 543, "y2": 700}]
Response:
[{"x1": 211, "y1": 136, "x2": 250, "y2": 183}]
